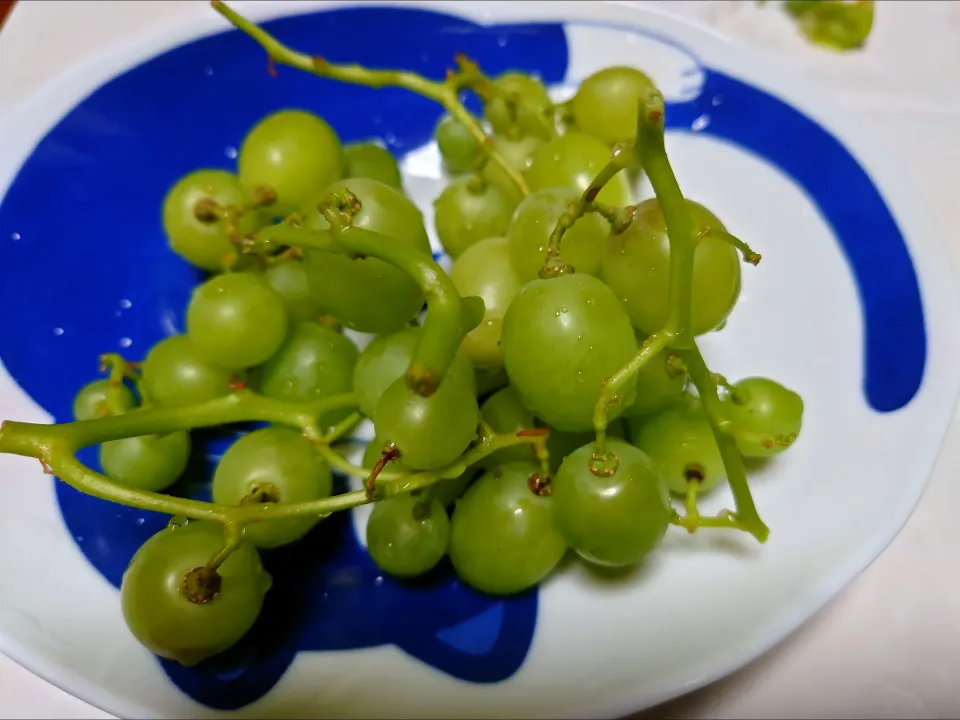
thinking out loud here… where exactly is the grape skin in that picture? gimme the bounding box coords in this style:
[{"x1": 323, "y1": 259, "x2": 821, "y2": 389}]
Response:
[
  {"x1": 366, "y1": 492, "x2": 450, "y2": 578},
  {"x1": 434, "y1": 177, "x2": 517, "y2": 259},
  {"x1": 571, "y1": 66, "x2": 657, "y2": 146},
  {"x1": 141, "y1": 334, "x2": 236, "y2": 409},
  {"x1": 343, "y1": 141, "x2": 403, "y2": 190},
  {"x1": 526, "y1": 132, "x2": 632, "y2": 207},
  {"x1": 73, "y1": 379, "x2": 136, "y2": 421},
  {"x1": 100, "y1": 431, "x2": 190, "y2": 493},
  {"x1": 725, "y1": 377, "x2": 804, "y2": 457}
]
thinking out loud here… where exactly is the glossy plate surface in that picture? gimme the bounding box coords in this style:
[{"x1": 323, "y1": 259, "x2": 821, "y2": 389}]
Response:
[{"x1": 0, "y1": 1, "x2": 957, "y2": 718}]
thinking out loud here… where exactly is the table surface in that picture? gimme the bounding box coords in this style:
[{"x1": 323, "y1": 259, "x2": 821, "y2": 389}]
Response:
[{"x1": 2, "y1": 1, "x2": 960, "y2": 718}]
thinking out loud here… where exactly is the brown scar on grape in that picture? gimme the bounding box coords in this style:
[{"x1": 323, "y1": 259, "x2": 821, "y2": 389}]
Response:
[
  {"x1": 227, "y1": 376, "x2": 246, "y2": 391},
  {"x1": 683, "y1": 463, "x2": 706, "y2": 483},
  {"x1": 648, "y1": 109, "x2": 663, "y2": 123},
  {"x1": 527, "y1": 472, "x2": 552, "y2": 497}
]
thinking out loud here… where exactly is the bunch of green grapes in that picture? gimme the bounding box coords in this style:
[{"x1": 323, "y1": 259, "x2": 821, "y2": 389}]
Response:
[{"x1": 47, "y1": 5, "x2": 806, "y2": 670}]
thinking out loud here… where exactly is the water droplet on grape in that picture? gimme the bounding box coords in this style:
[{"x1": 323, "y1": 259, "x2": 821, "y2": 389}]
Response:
[
  {"x1": 586, "y1": 298, "x2": 595, "y2": 306},
  {"x1": 554, "y1": 310, "x2": 561, "y2": 317},
  {"x1": 119, "y1": 337, "x2": 132, "y2": 349},
  {"x1": 561, "y1": 307, "x2": 568, "y2": 313},
  {"x1": 225, "y1": 146, "x2": 238, "y2": 159},
  {"x1": 10, "y1": 232, "x2": 20, "y2": 241},
  {"x1": 53, "y1": 327, "x2": 63, "y2": 336}
]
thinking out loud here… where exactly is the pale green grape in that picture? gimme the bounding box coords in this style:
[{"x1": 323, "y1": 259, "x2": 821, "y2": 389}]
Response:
[
  {"x1": 484, "y1": 72, "x2": 553, "y2": 139},
  {"x1": 366, "y1": 492, "x2": 450, "y2": 577},
  {"x1": 480, "y1": 133, "x2": 545, "y2": 196},
  {"x1": 436, "y1": 114, "x2": 483, "y2": 174},
  {"x1": 264, "y1": 259, "x2": 325, "y2": 322},
  {"x1": 449, "y1": 461, "x2": 567, "y2": 595},
  {"x1": 624, "y1": 336, "x2": 688, "y2": 417},
  {"x1": 571, "y1": 66, "x2": 657, "y2": 146},
  {"x1": 343, "y1": 141, "x2": 403, "y2": 190},
  {"x1": 544, "y1": 419, "x2": 627, "y2": 475},
  {"x1": 141, "y1": 334, "x2": 236, "y2": 408},
  {"x1": 73, "y1": 379, "x2": 136, "y2": 421},
  {"x1": 601, "y1": 198, "x2": 741, "y2": 336},
  {"x1": 434, "y1": 177, "x2": 518, "y2": 259},
  {"x1": 100, "y1": 431, "x2": 190, "y2": 493},
  {"x1": 725, "y1": 377, "x2": 804, "y2": 457},
  {"x1": 479, "y1": 386, "x2": 538, "y2": 466},
  {"x1": 526, "y1": 132, "x2": 632, "y2": 207}
]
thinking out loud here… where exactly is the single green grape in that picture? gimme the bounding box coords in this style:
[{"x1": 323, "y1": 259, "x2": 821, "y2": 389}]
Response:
[
  {"x1": 374, "y1": 374, "x2": 479, "y2": 470},
  {"x1": 73, "y1": 378, "x2": 136, "y2": 421},
  {"x1": 601, "y1": 198, "x2": 741, "y2": 336},
  {"x1": 186, "y1": 272, "x2": 289, "y2": 371},
  {"x1": 506, "y1": 187, "x2": 609, "y2": 281},
  {"x1": 301, "y1": 177, "x2": 431, "y2": 333},
  {"x1": 352, "y1": 325, "x2": 476, "y2": 419},
  {"x1": 120, "y1": 521, "x2": 272, "y2": 667},
  {"x1": 570, "y1": 66, "x2": 657, "y2": 146},
  {"x1": 258, "y1": 321, "x2": 358, "y2": 430},
  {"x1": 480, "y1": 386, "x2": 538, "y2": 467},
  {"x1": 552, "y1": 440, "x2": 670, "y2": 567},
  {"x1": 435, "y1": 114, "x2": 483, "y2": 174},
  {"x1": 449, "y1": 237, "x2": 523, "y2": 369},
  {"x1": 724, "y1": 377, "x2": 804, "y2": 457},
  {"x1": 366, "y1": 492, "x2": 450, "y2": 578},
  {"x1": 475, "y1": 366, "x2": 510, "y2": 397},
  {"x1": 99, "y1": 431, "x2": 191, "y2": 493},
  {"x1": 263, "y1": 259, "x2": 326, "y2": 322},
  {"x1": 484, "y1": 72, "x2": 554, "y2": 139},
  {"x1": 238, "y1": 109, "x2": 344, "y2": 216},
  {"x1": 544, "y1": 418, "x2": 627, "y2": 475},
  {"x1": 434, "y1": 177, "x2": 518, "y2": 259},
  {"x1": 212, "y1": 427, "x2": 333, "y2": 548},
  {"x1": 526, "y1": 132, "x2": 632, "y2": 207},
  {"x1": 480, "y1": 133, "x2": 545, "y2": 196},
  {"x1": 141, "y1": 334, "x2": 237, "y2": 408},
  {"x1": 623, "y1": 336, "x2": 688, "y2": 418},
  {"x1": 634, "y1": 396, "x2": 725, "y2": 495},
  {"x1": 500, "y1": 273, "x2": 638, "y2": 432},
  {"x1": 343, "y1": 141, "x2": 403, "y2": 190},
  {"x1": 449, "y1": 461, "x2": 567, "y2": 596},
  {"x1": 162, "y1": 169, "x2": 266, "y2": 272}
]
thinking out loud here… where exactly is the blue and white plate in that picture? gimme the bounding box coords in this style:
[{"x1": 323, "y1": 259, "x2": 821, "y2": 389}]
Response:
[{"x1": 0, "y1": 1, "x2": 957, "y2": 718}]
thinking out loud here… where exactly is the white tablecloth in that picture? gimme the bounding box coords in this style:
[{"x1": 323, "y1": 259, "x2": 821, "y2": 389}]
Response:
[{"x1": 2, "y1": 2, "x2": 959, "y2": 718}]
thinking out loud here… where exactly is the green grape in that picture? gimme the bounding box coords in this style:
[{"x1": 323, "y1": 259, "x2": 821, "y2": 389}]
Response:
[
  {"x1": 366, "y1": 492, "x2": 450, "y2": 578},
  {"x1": 475, "y1": 366, "x2": 509, "y2": 397},
  {"x1": 435, "y1": 114, "x2": 483, "y2": 174},
  {"x1": 725, "y1": 377, "x2": 804, "y2": 457},
  {"x1": 634, "y1": 396, "x2": 725, "y2": 495},
  {"x1": 506, "y1": 187, "x2": 608, "y2": 281},
  {"x1": 100, "y1": 431, "x2": 190, "y2": 493},
  {"x1": 374, "y1": 374, "x2": 479, "y2": 470},
  {"x1": 480, "y1": 133, "x2": 545, "y2": 196},
  {"x1": 500, "y1": 273, "x2": 638, "y2": 432},
  {"x1": 450, "y1": 237, "x2": 523, "y2": 369},
  {"x1": 570, "y1": 66, "x2": 657, "y2": 146},
  {"x1": 238, "y1": 109, "x2": 344, "y2": 216},
  {"x1": 480, "y1": 386, "x2": 538, "y2": 466},
  {"x1": 449, "y1": 461, "x2": 567, "y2": 595},
  {"x1": 263, "y1": 259, "x2": 325, "y2": 322},
  {"x1": 141, "y1": 334, "x2": 236, "y2": 408},
  {"x1": 186, "y1": 272, "x2": 289, "y2": 371},
  {"x1": 552, "y1": 440, "x2": 670, "y2": 567},
  {"x1": 361, "y1": 435, "x2": 473, "y2": 506},
  {"x1": 258, "y1": 321, "x2": 358, "y2": 430},
  {"x1": 343, "y1": 142, "x2": 403, "y2": 190},
  {"x1": 526, "y1": 132, "x2": 632, "y2": 207},
  {"x1": 353, "y1": 325, "x2": 476, "y2": 419},
  {"x1": 212, "y1": 427, "x2": 333, "y2": 548},
  {"x1": 544, "y1": 419, "x2": 627, "y2": 475},
  {"x1": 73, "y1": 379, "x2": 136, "y2": 421},
  {"x1": 120, "y1": 521, "x2": 271, "y2": 667},
  {"x1": 484, "y1": 72, "x2": 553, "y2": 139},
  {"x1": 434, "y1": 177, "x2": 517, "y2": 259},
  {"x1": 301, "y1": 177, "x2": 431, "y2": 333},
  {"x1": 601, "y1": 198, "x2": 741, "y2": 336},
  {"x1": 162, "y1": 169, "x2": 266, "y2": 272},
  {"x1": 623, "y1": 336, "x2": 688, "y2": 418}
]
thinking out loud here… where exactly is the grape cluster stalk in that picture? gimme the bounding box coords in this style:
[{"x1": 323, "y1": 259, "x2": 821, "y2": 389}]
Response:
[{"x1": 0, "y1": 0, "x2": 807, "y2": 667}]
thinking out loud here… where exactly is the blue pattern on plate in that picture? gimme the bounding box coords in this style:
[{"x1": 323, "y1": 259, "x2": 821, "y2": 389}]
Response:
[{"x1": 0, "y1": 3, "x2": 924, "y2": 713}]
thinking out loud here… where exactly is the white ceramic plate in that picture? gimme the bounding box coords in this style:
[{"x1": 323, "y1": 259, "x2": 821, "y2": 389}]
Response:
[{"x1": 0, "y1": 1, "x2": 957, "y2": 718}]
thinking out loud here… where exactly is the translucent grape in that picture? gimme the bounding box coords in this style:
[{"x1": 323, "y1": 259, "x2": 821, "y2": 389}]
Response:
[
  {"x1": 362, "y1": 435, "x2": 472, "y2": 505},
  {"x1": 374, "y1": 374, "x2": 479, "y2": 470},
  {"x1": 141, "y1": 334, "x2": 236, "y2": 408},
  {"x1": 526, "y1": 132, "x2": 632, "y2": 207},
  {"x1": 634, "y1": 396, "x2": 725, "y2": 495},
  {"x1": 162, "y1": 169, "x2": 265, "y2": 272},
  {"x1": 725, "y1": 377, "x2": 804, "y2": 457},
  {"x1": 480, "y1": 133, "x2": 545, "y2": 196},
  {"x1": 353, "y1": 325, "x2": 475, "y2": 419},
  {"x1": 212, "y1": 427, "x2": 333, "y2": 548},
  {"x1": 449, "y1": 237, "x2": 523, "y2": 369},
  {"x1": 366, "y1": 492, "x2": 450, "y2": 578},
  {"x1": 435, "y1": 114, "x2": 483, "y2": 174},
  {"x1": 238, "y1": 109, "x2": 344, "y2": 216},
  {"x1": 73, "y1": 379, "x2": 136, "y2": 421},
  {"x1": 570, "y1": 66, "x2": 657, "y2": 146},
  {"x1": 544, "y1": 419, "x2": 627, "y2": 475},
  {"x1": 343, "y1": 141, "x2": 403, "y2": 190},
  {"x1": 623, "y1": 337, "x2": 688, "y2": 418},
  {"x1": 263, "y1": 259, "x2": 325, "y2": 322},
  {"x1": 302, "y1": 177, "x2": 431, "y2": 333},
  {"x1": 552, "y1": 440, "x2": 670, "y2": 566},
  {"x1": 186, "y1": 272, "x2": 289, "y2": 371},
  {"x1": 479, "y1": 386, "x2": 538, "y2": 466},
  {"x1": 434, "y1": 177, "x2": 517, "y2": 259},
  {"x1": 601, "y1": 198, "x2": 741, "y2": 336},
  {"x1": 506, "y1": 187, "x2": 609, "y2": 281},
  {"x1": 484, "y1": 72, "x2": 553, "y2": 139},
  {"x1": 258, "y1": 321, "x2": 358, "y2": 429},
  {"x1": 475, "y1": 366, "x2": 510, "y2": 397},
  {"x1": 120, "y1": 521, "x2": 271, "y2": 666},
  {"x1": 449, "y1": 461, "x2": 567, "y2": 596},
  {"x1": 99, "y1": 431, "x2": 190, "y2": 493},
  {"x1": 500, "y1": 273, "x2": 638, "y2": 432}
]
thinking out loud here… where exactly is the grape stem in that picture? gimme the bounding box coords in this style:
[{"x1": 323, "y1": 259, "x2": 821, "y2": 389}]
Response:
[
  {"x1": 99, "y1": 353, "x2": 139, "y2": 415},
  {"x1": 210, "y1": 1, "x2": 530, "y2": 197}
]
